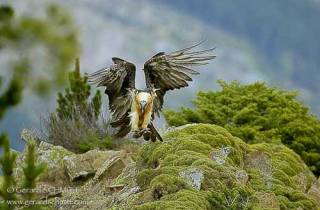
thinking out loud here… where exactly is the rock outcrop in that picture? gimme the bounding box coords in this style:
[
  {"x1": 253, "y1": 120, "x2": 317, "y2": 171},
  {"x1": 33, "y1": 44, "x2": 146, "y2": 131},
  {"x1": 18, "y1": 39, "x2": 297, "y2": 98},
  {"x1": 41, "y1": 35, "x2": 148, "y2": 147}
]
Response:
[{"x1": 12, "y1": 124, "x2": 320, "y2": 209}]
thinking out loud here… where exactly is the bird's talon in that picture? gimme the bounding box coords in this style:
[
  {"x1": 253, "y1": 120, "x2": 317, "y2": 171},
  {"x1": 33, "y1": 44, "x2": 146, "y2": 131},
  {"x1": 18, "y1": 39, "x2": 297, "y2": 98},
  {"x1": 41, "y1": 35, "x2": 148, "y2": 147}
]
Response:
[
  {"x1": 143, "y1": 131, "x2": 151, "y2": 141},
  {"x1": 132, "y1": 130, "x2": 142, "y2": 138}
]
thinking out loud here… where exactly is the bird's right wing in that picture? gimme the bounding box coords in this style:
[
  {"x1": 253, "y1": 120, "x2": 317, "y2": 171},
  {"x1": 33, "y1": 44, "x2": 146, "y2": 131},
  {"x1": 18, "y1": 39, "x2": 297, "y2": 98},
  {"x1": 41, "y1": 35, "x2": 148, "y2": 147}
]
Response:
[{"x1": 87, "y1": 57, "x2": 136, "y2": 137}]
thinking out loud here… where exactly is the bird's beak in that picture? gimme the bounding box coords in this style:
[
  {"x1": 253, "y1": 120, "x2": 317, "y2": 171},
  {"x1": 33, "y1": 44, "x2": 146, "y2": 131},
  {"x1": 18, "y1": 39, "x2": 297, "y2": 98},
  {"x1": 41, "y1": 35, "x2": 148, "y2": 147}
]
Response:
[{"x1": 140, "y1": 101, "x2": 147, "y2": 113}]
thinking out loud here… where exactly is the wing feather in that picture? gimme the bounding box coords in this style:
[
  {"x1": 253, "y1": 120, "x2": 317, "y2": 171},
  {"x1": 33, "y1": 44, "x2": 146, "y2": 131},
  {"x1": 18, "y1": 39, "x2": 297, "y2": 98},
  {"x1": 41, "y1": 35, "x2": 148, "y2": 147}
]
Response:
[
  {"x1": 87, "y1": 58, "x2": 136, "y2": 137},
  {"x1": 143, "y1": 42, "x2": 215, "y2": 117}
]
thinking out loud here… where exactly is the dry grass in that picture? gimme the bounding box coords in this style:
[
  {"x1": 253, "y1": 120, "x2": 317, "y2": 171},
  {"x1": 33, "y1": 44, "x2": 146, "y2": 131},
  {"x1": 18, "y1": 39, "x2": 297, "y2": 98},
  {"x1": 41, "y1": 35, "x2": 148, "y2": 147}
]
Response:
[{"x1": 39, "y1": 108, "x2": 115, "y2": 153}]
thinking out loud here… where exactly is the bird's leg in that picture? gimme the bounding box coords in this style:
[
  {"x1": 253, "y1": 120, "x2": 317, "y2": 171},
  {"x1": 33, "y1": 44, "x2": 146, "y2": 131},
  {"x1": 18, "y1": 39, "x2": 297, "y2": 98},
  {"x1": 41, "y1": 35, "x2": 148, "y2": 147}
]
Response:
[
  {"x1": 132, "y1": 128, "x2": 150, "y2": 139},
  {"x1": 141, "y1": 127, "x2": 152, "y2": 141}
]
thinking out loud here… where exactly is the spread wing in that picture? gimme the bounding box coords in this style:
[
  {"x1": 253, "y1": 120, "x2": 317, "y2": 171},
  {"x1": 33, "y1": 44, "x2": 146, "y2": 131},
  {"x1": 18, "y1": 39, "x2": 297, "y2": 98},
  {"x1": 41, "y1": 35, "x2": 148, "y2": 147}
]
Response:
[
  {"x1": 87, "y1": 57, "x2": 135, "y2": 137},
  {"x1": 143, "y1": 42, "x2": 216, "y2": 117}
]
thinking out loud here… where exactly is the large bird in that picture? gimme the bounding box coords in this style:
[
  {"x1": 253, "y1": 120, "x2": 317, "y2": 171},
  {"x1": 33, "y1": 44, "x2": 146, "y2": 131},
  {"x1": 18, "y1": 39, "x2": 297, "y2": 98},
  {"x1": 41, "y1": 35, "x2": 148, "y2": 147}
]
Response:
[{"x1": 87, "y1": 42, "x2": 215, "y2": 142}]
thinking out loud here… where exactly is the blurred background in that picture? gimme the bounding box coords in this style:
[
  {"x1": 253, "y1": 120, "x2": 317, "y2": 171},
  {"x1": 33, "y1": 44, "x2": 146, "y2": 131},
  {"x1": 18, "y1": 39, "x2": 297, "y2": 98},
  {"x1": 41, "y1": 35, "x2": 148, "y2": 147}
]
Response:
[{"x1": 0, "y1": 0, "x2": 319, "y2": 151}]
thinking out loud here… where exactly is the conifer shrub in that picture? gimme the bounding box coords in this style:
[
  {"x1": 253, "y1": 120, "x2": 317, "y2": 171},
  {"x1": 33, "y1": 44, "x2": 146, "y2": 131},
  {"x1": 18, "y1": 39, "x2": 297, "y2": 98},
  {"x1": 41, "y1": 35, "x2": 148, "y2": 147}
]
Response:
[
  {"x1": 164, "y1": 81, "x2": 320, "y2": 175},
  {"x1": 0, "y1": 134, "x2": 17, "y2": 209},
  {"x1": 135, "y1": 124, "x2": 317, "y2": 210},
  {"x1": 0, "y1": 135, "x2": 46, "y2": 210},
  {"x1": 42, "y1": 59, "x2": 114, "y2": 153},
  {"x1": 21, "y1": 141, "x2": 47, "y2": 202}
]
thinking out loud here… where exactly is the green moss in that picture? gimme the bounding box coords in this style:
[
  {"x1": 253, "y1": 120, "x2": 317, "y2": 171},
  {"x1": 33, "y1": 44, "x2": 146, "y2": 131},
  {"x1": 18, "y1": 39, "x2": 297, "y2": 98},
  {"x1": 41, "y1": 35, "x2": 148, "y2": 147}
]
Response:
[
  {"x1": 171, "y1": 138, "x2": 212, "y2": 156},
  {"x1": 150, "y1": 174, "x2": 188, "y2": 199},
  {"x1": 133, "y1": 124, "x2": 317, "y2": 210},
  {"x1": 135, "y1": 190, "x2": 211, "y2": 210},
  {"x1": 136, "y1": 167, "x2": 181, "y2": 190}
]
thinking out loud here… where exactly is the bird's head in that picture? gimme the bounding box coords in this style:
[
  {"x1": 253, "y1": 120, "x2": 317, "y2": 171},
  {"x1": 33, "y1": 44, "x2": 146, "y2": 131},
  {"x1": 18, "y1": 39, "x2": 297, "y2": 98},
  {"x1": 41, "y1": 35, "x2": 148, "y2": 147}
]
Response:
[{"x1": 136, "y1": 92, "x2": 153, "y2": 113}]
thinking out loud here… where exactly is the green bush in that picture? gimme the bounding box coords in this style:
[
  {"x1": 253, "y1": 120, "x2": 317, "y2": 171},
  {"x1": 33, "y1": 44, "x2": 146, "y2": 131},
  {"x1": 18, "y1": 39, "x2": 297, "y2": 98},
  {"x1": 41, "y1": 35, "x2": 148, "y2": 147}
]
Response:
[
  {"x1": 164, "y1": 81, "x2": 320, "y2": 175},
  {"x1": 78, "y1": 135, "x2": 113, "y2": 153},
  {"x1": 42, "y1": 59, "x2": 114, "y2": 153}
]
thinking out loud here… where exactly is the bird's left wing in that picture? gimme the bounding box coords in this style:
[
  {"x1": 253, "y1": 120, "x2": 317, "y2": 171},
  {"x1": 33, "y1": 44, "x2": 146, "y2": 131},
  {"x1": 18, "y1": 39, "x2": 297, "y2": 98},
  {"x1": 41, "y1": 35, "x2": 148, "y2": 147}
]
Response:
[
  {"x1": 143, "y1": 42, "x2": 216, "y2": 117},
  {"x1": 87, "y1": 57, "x2": 136, "y2": 137}
]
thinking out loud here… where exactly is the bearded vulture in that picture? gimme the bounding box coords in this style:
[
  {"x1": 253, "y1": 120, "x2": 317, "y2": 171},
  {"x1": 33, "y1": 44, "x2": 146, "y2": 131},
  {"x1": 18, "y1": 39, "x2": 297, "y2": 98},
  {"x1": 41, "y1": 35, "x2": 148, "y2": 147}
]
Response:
[{"x1": 87, "y1": 41, "x2": 216, "y2": 142}]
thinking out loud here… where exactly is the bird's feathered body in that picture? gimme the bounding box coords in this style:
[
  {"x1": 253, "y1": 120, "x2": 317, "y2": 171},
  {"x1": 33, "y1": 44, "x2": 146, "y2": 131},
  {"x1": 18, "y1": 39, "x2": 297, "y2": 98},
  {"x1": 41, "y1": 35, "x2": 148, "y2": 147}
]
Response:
[
  {"x1": 130, "y1": 91, "x2": 154, "y2": 131},
  {"x1": 88, "y1": 42, "x2": 215, "y2": 141}
]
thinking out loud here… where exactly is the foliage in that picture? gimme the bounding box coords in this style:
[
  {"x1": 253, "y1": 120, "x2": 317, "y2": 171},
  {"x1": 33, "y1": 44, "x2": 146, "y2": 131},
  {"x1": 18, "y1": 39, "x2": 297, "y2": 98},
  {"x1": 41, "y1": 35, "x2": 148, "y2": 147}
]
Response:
[
  {"x1": 0, "y1": 67, "x2": 24, "y2": 119},
  {"x1": 0, "y1": 134, "x2": 17, "y2": 209},
  {"x1": 21, "y1": 142, "x2": 46, "y2": 202},
  {"x1": 42, "y1": 59, "x2": 113, "y2": 153},
  {"x1": 164, "y1": 81, "x2": 320, "y2": 176},
  {"x1": 134, "y1": 124, "x2": 317, "y2": 210},
  {"x1": 0, "y1": 135, "x2": 46, "y2": 210},
  {"x1": 77, "y1": 135, "x2": 113, "y2": 153},
  {"x1": 56, "y1": 59, "x2": 101, "y2": 120},
  {"x1": 0, "y1": 4, "x2": 79, "y2": 96},
  {"x1": 0, "y1": 49, "x2": 27, "y2": 118}
]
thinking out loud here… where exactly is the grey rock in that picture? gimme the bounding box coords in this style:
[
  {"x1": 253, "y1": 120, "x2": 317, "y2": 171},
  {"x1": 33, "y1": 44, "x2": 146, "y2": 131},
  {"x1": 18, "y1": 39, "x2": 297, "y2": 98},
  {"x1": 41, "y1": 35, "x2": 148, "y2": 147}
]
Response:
[
  {"x1": 37, "y1": 141, "x2": 73, "y2": 170},
  {"x1": 20, "y1": 128, "x2": 39, "y2": 143},
  {"x1": 255, "y1": 192, "x2": 280, "y2": 210},
  {"x1": 236, "y1": 170, "x2": 249, "y2": 185},
  {"x1": 308, "y1": 177, "x2": 320, "y2": 208},
  {"x1": 293, "y1": 172, "x2": 309, "y2": 192},
  {"x1": 35, "y1": 183, "x2": 63, "y2": 199},
  {"x1": 63, "y1": 155, "x2": 95, "y2": 181},
  {"x1": 244, "y1": 151, "x2": 272, "y2": 189},
  {"x1": 14, "y1": 141, "x2": 73, "y2": 187},
  {"x1": 63, "y1": 149, "x2": 123, "y2": 182},
  {"x1": 210, "y1": 146, "x2": 232, "y2": 165},
  {"x1": 52, "y1": 155, "x2": 139, "y2": 210},
  {"x1": 179, "y1": 167, "x2": 204, "y2": 190},
  {"x1": 93, "y1": 155, "x2": 126, "y2": 183}
]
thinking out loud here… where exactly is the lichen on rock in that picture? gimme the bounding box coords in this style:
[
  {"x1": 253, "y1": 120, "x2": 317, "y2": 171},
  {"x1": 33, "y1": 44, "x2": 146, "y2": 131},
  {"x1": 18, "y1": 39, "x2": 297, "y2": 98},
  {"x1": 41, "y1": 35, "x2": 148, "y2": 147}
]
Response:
[{"x1": 179, "y1": 167, "x2": 204, "y2": 190}]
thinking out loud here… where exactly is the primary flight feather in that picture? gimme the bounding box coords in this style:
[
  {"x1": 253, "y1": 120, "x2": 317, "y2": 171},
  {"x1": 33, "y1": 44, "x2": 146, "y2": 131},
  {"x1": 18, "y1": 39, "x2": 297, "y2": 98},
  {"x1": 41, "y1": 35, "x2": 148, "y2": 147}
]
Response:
[{"x1": 87, "y1": 42, "x2": 216, "y2": 142}]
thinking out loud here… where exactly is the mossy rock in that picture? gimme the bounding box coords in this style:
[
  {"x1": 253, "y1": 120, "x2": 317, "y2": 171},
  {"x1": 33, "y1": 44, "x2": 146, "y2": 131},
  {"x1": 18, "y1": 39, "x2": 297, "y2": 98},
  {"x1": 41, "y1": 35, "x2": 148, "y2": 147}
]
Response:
[
  {"x1": 14, "y1": 141, "x2": 74, "y2": 187},
  {"x1": 134, "y1": 124, "x2": 318, "y2": 210}
]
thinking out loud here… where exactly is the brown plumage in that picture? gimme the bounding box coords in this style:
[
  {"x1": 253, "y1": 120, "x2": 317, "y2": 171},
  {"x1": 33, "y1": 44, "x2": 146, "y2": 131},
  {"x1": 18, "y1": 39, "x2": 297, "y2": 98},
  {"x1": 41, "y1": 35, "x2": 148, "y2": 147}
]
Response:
[{"x1": 87, "y1": 41, "x2": 216, "y2": 142}]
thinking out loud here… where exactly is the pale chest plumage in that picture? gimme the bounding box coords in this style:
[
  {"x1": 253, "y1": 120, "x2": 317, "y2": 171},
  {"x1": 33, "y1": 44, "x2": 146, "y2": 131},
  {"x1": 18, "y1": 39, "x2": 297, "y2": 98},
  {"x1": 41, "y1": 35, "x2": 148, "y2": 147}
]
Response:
[{"x1": 129, "y1": 92, "x2": 153, "y2": 131}]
